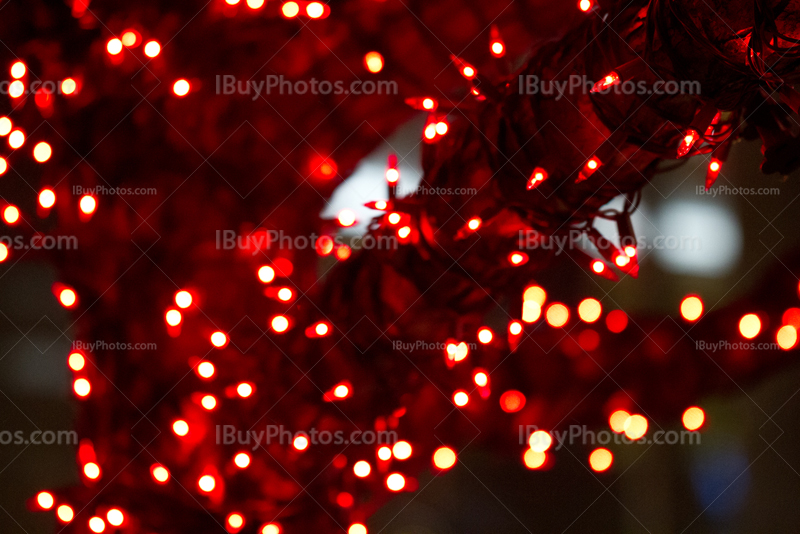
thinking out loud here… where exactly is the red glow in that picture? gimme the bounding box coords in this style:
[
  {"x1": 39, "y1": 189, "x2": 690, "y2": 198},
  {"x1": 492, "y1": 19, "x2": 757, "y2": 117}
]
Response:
[
  {"x1": 579, "y1": 0, "x2": 594, "y2": 12},
  {"x1": 589, "y1": 448, "x2": 613, "y2": 472},
  {"x1": 433, "y1": 446, "x2": 457, "y2": 469},
  {"x1": 281, "y1": 2, "x2": 300, "y2": 17},
  {"x1": 591, "y1": 72, "x2": 619, "y2": 92},
  {"x1": 364, "y1": 52, "x2": 384, "y2": 73},
  {"x1": 527, "y1": 167, "x2": 548, "y2": 189},
  {"x1": 36, "y1": 491, "x2": 54, "y2": 510},
  {"x1": 68, "y1": 352, "x2": 85, "y2": 371},
  {"x1": 677, "y1": 129, "x2": 699, "y2": 158},
  {"x1": 151, "y1": 464, "x2": 170, "y2": 484},
  {"x1": 453, "y1": 390, "x2": 469, "y2": 407},
  {"x1": 80, "y1": 195, "x2": 97, "y2": 215},
  {"x1": 682, "y1": 407, "x2": 705, "y2": 431},
  {"x1": 173, "y1": 79, "x2": 190, "y2": 96},
  {"x1": 508, "y1": 252, "x2": 529, "y2": 266},
  {"x1": 211, "y1": 331, "x2": 228, "y2": 347},
  {"x1": 144, "y1": 41, "x2": 161, "y2": 58},
  {"x1": 386, "y1": 473, "x2": 405, "y2": 491},
  {"x1": 606, "y1": 310, "x2": 628, "y2": 333},
  {"x1": 499, "y1": 390, "x2": 526, "y2": 413},
  {"x1": 59, "y1": 288, "x2": 77, "y2": 308},
  {"x1": 3, "y1": 205, "x2": 19, "y2": 224},
  {"x1": 39, "y1": 188, "x2": 56, "y2": 208},
  {"x1": 106, "y1": 39, "x2": 122, "y2": 55},
  {"x1": 57, "y1": 505, "x2": 74, "y2": 522}
]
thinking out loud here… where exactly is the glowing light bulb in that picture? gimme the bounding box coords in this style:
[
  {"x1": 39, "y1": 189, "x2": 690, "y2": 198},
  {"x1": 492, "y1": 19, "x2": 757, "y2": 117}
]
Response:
[
  {"x1": 277, "y1": 287, "x2": 293, "y2": 301},
  {"x1": 201, "y1": 395, "x2": 217, "y2": 410},
  {"x1": 4, "y1": 205, "x2": 20, "y2": 224},
  {"x1": 106, "y1": 38, "x2": 123, "y2": 55},
  {"x1": 377, "y1": 446, "x2": 392, "y2": 461},
  {"x1": 172, "y1": 420, "x2": 189, "y2": 436},
  {"x1": 500, "y1": 390, "x2": 526, "y2": 413},
  {"x1": 121, "y1": 30, "x2": 139, "y2": 47},
  {"x1": 9, "y1": 80, "x2": 24, "y2": 98},
  {"x1": 271, "y1": 315, "x2": 289, "y2": 332},
  {"x1": 591, "y1": 260, "x2": 606, "y2": 274},
  {"x1": 293, "y1": 435, "x2": 309, "y2": 450},
  {"x1": 577, "y1": 298, "x2": 602, "y2": 323},
  {"x1": 387, "y1": 212, "x2": 401, "y2": 225},
  {"x1": 258, "y1": 265, "x2": 276, "y2": 283},
  {"x1": 151, "y1": 464, "x2": 170, "y2": 483},
  {"x1": 83, "y1": 462, "x2": 101, "y2": 479},
  {"x1": 739, "y1": 313, "x2": 761, "y2": 339},
  {"x1": 589, "y1": 448, "x2": 613, "y2": 472},
  {"x1": 527, "y1": 167, "x2": 548, "y2": 189},
  {"x1": 680, "y1": 295, "x2": 703, "y2": 321},
  {"x1": 386, "y1": 473, "x2": 405, "y2": 491},
  {"x1": 262, "y1": 524, "x2": 282, "y2": 534},
  {"x1": 227, "y1": 513, "x2": 245, "y2": 530},
  {"x1": 606, "y1": 309, "x2": 628, "y2": 333},
  {"x1": 315, "y1": 322, "x2": 329, "y2": 336},
  {"x1": 59, "y1": 288, "x2": 77, "y2": 307},
  {"x1": 61, "y1": 78, "x2": 77, "y2": 94},
  {"x1": 424, "y1": 123, "x2": 437, "y2": 139},
  {"x1": 306, "y1": 2, "x2": 324, "y2": 18},
  {"x1": 623, "y1": 414, "x2": 648, "y2": 440},
  {"x1": 453, "y1": 390, "x2": 469, "y2": 407},
  {"x1": 682, "y1": 407, "x2": 705, "y2": 431},
  {"x1": 491, "y1": 41, "x2": 505, "y2": 57},
  {"x1": 435, "y1": 121, "x2": 448, "y2": 135},
  {"x1": 247, "y1": 0, "x2": 265, "y2": 7},
  {"x1": 57, "y1": 505, "x2": 74, "y2": 522},
  {"x1": 392, "y1": 441, "x2": 412, "y2": 460},
  {"x1": 210, "y1": 331, "x2": 228, "y2": 347},
  {"x1": 422, "y1": 98, "x2": 436, "y2": 110},
  {"x1": 165, "y1": 309, "x2": 182, "y2": 326},
  {"x1": 234, "y1": 452, "x2": 251, "y2": 468},
  {"x1": 354, "y1": 460, "x2": 371, "y2": 477},
  {"x1": 545, "y1": 303, "x2": 569, "y2": 327},
  {"x1": 38, "y1": 188, "x2": 56, "y2": 208},
  {"x1": 144, "y1": 41, "x2": 161, "y2": 58},
  {"x1": 333, "y1": 384, "x2": 349, "y2": 398},
  {"x1": 282, "y1": 1, "x2": 300, "y2": 17},
  {"x1": 36, "y1": 492, "x2": 54, "y2": 509},
  {"x1": 590, "y1": 71, "x2": 619, "y2": 92},
  {"x1": 609, "y1": 410, "x2": 629, "y2": 433},
  {"x1": 433, "y1": 446, "x2": 457, "y2": 469},
  {"x1": 528, "y1": 431, "x2": 552, "y2": 453},
  {"x1": 473, "y1": 371, "x2": 488, "y2": 387},
  {"x1": 73, "y1": 378, "x2": 91, "y2": 397},
  {"x1": 509, "y1": 321, "x2": 522, "y2": 336},
  {"x1": 364, "y1": 52, "x2": 384, "y2": 73},
  {"x1": 524, "y1": 449, "x2": 546, "y2": 469},
  {"x1": 89, "y1": 516, "x2": 106, "y2": 533},
  {"x1": 9, "y1": 129, "x2": 25, "y2": 148},
  {"x1": 79, "y1": 195, "x2": 97, "y2": 214},
  {"x1": 10, "y1": 61, "x2": 26, "y2": 78},
  {"x1": 579, "y1": 0, "x2": 594, "y2": 12},
  {"x1": 677, "y1": 129, "x2": 699, "y2": 158},
  {"x1": 338, "y1": 209, "x2": 356, "y2": 227},
  {"x1": 174, "y1": 290, "x2": 192, "y2": 308},
  {"x1": 237, "y1": 382, "x2": 253, "y2": 397},
  {"x1": 397, "y1": 226, "x2": 411, "y2": 239},
  {"x1": 349, "y1": 524, "x2": 367, "y2": 534},
  {"x1": 477, "y1": 327, "x2": 493, "y2": 344},
  {"x1": 198, "y1": 475, "x2": 216, "y2": 492},
  {"x1": 173, "y1": 79, "x2": 190, "y2": 96},
  {"x1": 385, "y1": 167, "x2": 400, "y2": 184},
  {"x1": 524, "y1": 285, "x2": 546, "y2": 305},
  {"x1": 197, "y1": 361, "x2": 215, "y2": 378},
  {"x1": 107, "y1": 509, "x2": 124, "y2": 526},
  {"x1": 68, "y1": 352, "x2": 85, "y2": 371},
  {"x1": 508, "y1": 252, "x2": 528, "y2": 265},
  {"x1": 777, "y1": 325, "x2": 798, "y2": 350},
  {"x1": 0, "y1": 243, "x2": 7, "y2": 262}
]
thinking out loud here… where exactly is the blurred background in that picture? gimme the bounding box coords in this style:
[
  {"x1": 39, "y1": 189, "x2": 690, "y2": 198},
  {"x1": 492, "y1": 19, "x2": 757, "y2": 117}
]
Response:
[{"x1": 4, "y1": 124, "x2": 800, "y2": 533}]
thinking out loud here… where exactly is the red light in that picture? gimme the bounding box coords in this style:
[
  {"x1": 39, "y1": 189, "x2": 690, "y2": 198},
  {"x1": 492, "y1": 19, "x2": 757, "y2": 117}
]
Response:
[
  {"x1": 3, "y1": 205, "x2": 19, "y2": 224},
  {"x1": 706, "y1": 158, "x2": 722, "y2": 189},
  {"x1": 306, "y1": 2, "x2": 324, "y2": 18},
  {"x1": 237, "y1": 382, "x2": 254, "y2": 397},
  {"x1": 59, "y1": 288, "x2": 77, "y2": 308},
  {"x1": 68, "y1": 352, "x2": 85, "y2": 371},
  {"x1": 589, "y1": 448, "x2": 613, "y2": 472},
  {"x1": 151, "y1": 464, "x2": 170, "y2": 483},
  {"x1": 490, "y1": 41, "x2": 505, "y2": 57},
  {"x1": 386, "y1": 473, "x2": 405, "y2": 491},
  {"x1": 198, "y1": 475, "x2": 216, "y2": 492},
  {"x1": 10, "y1": 61, "x2": 26, "y2": 78},
  {"x1": 210, "y1": 331, "x2": 228, "y2": 347},
  {"x1": 106, "y1": 39, "x2": 123, "y2": 55},
  {"x1": 36, "y1": 491, "x2": 54, "y2": 509},
  {"x1": 144, "y1": 41, "x2": 161, "y2": 58},
  {"x1": 338, "y1": 209, "x2": 356, "y2": 227},
  {"x1": 172, "y1": 420, "x2": 189, "y2": 436},
  {"x1": 38, "y1": 188, "x2": 56, "y2": 208},
  {"x1": 527, "y1": 167, "x2": 548, "y2": 189},
  {"x1": 453, "y1": 390, "x2": 469, "y2": 407},
  {"x1": 336, "y1": 492, "x2": 354, "y2": 508},
  {"x1": 89, "y1": 517, "x2": 106, "y2": 533},
  {"x1": 106, "y1": 509, "x2": 124, "y2": 527},
  {"x1": 80, "y1": 195, "x2": 97, "y2": 214},
  {"x1": 499, "y1": 390, "x2": 526, "y2": 413},
  {"x1": 477, "y1": 327, "x2": 493, "y2": 344},
  {"x1": 508, "y1": 252, "x2": 528, "y2": 266},
  {"x1": 433, "y1": 447, "x2": 457, "y2": 469},
  {"x1": 271, "y1": 315, "x2": 289, "y2": 332},
  {"x1": 364, "y1": 52, "x2": 384, "y2": 73},
  {"x1": 57, "y1": 505, "x2": 74, "y2": 522},
  {"x1": 293, "y1": 435, "x2": 309, "y2": 450},
  {"x1": 677, "y1": 129, "x2": 699, "y2": 158},
  {"x1": 281, "y1": 2, "x2": 300, "y2": 17},
  {"x1": 73, "y1": 378, "x2": 91, "y2": 397},
  {"x1": 606, "y1": 309, "x2": 628, "y2": 333},
  {"x1": 579, "y1": 0, "x2": 593, "y2": 12},
  {"x1": 739, "y1": 314, "x2": 761, "y2": 339},
  {"x1": 680, "y1": 296, "x2": 703, "y2": 321},
  {"x1": 590, "y1": 72, "x2": 619, "y2": 92},
  {"x1": 33, "y1": 142, "x2": 52, "y2": 163},
  {"x1": 173, "y1": 79, "x2": 190, "y2": 96},
  {"x1": 591, "y1": 260, "x2": 606, "y2": 274},
  {"x1": 682, "y1": 407, "x2": 705, "y2": 431},
  {"x1": 227, "y1": 513, "x2": 245, "y2": 532}
]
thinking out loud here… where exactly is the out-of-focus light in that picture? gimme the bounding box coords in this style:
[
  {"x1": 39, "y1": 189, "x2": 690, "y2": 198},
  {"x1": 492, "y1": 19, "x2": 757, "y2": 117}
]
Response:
[
  {"x1": 682, "y1": 406, "x2": 705, "y2": 431},
  {"x1": 4, "y1": 205, "x2": 20, "y2": 224},
  {"x1": 397, "y1": 226, "x2": 411, "y2": 239},
  {"x1": 348, "y1": 524, "x2": 367, "y2": 534},
  {"x1": 433, "y1": 446, "x2": 457, "y2": 469},
  {"x1": 237, "y1": 382, "x2": 253, "y2": 397},
  {"x1": 172, "y1": 420, "x2": 189, "y2": 436},
  {"x1": 477, "y1": 327, "x2": 493, "y2": 344},
  {"x1": 57, "y1": 505, "x2": 74, "y2": 522},
  {"x1": 453, "y1": 390, "x2": 469, "y2": 407},
  {"x1": 0, "y1": 156, "x2": 6, "y2": 176},
  {"x1": 333, "y1": 384, "x2": 349, "y2": 398},
  {"x1": 606, "y1": 310, "x2": 628, "y2": 333},
  {"x1": 83, "y1": 462, "x2": 101, "y2": 479},
  {"x1": 282, "y1": 2, "x2": 300, "y2": 17},
  {"x1": 61, "y1": 78, "x2": 77, "y2": 95},
  {"x1": 68, "y1": 352, "x2": 85, "y2": 371},
  {"x1": 315, "y1": 322, "x2": 329, "y2": 336},
  {"x1": 107, "y1": 509, "x2": 124, "y2": 526},
  {"x1": 623, "y1": 414, "x2": 648, "y2": 440},
  {"x1": 509, "y1": 321, "x2": 522, "y2": 336},
  {"x1": 546, "y1": 303, "x2": 569, "y2": 327},
  {"x1": 271, "y1": 315, "x2": 289, "y2": 332},
  {"x1": 9, "y1": 80, "x2": 24, "y2": 98},
  {"x1": 528, "y1": 430, "x2": 552, "y2": 453},
  {"x1": 579, "y1": 0, "x2": 593, "y2": 12},
  {"x1": 9, "y1": 129, "x2": 25, "y2": 149},
  {"x1": 392, "y1": 441, "x2": 412, "y2": 460},
  {"x1": 80, "y1": 195, "x2": 97, "y2": 214},
  {"x1": 36, "y1": 492, "x2": 54, "y2": 509},
  {"x1": 211, "y1": 331, "x2": 228, "y2": 347},
  {"x1": 59, "y1": 288, "x2": 77, "y2": 308},
  {"x1": 377, "y1": 446, "x2": 392, "y2": 461},
  {"x1": 201, "y1": 395, "x2": 217, "y2": 410},
  {"x1": 364, "y1": 52, "x2": 384, "y2": 73},
  {"x1": 589, "y1": 448, "x2": 613, "y2": 472},
  {"x1": 491, "y1": 41, "x2": 505, "y2": 57},
  {"x1": 121, "y1": 31, "x2": 139, "y2": 47},
  {"x1": 174, "y1": 290, "x2": 192, "y2": 308},
  {"x1": 198, "y1": 475, "x2": 216, "y2": 492},
  {"x1": 777, "y1": 325, "x2": 798, "y2": 350},
  {"x1": 197, "y1": 361, "x2": 215, "y2": 378},
  {"x1": 499, "y1": 390, "x2": 526, "y2": 413},
  {"x1": 386, "y1": 473, "x2": 405, "y2": 491},
  {"x1": 609, "y1": 409, "x2": 629, "y2": 433},
  {"x1": 474, "y1": 371, "x2": 488, "y2": 387},
  {"x1": 524, "y1": 449, "x2": 546, "y2": 469},
  {"x1": 227, "y1": 513, "x2": 245, "y2": 530},
  {"x1": 258, "y1": 265, "x2": 276, "y2": 283},
  {"x1": 306, "y1": 2, "x2": 324, "y2": 18},
  {"x1": 422, "y1": 97, "x2": 436, "y2": 110},
  {"x1": 10, "y1": 61, "x2": 26, "y2": 78},
  {"x1": 0, "y1": 117, "x2": 10, "y2": 136},
  {"x1": 591, "y1": 260, "x2": 606, "y2": 274},
  {"x1": 173, "y1": 79, "x2": 190, "y2": 96},
  {"x1": 247, "y1": 0, "x2": 265, "y2": 8},
  {"x1": 353, "y1": 460, "x2": 371, "y2": 477},
  {"x1": 578, "y1": 298, "x2": 602, "y2": 323},
  {"x1": 522, "y1": 301, "x2": 542, "y2": 323},
  {"x1": 144, "y1": 41, "x2": 161, "y2": 58},
  {"x1": 508, "y1": 252, "x2": 528, "y2": 265},
  {"x1": 89, "y1": 517, "x2": 106, "y2": 533},
  {"x1": 151, "y1": 464, "x2": 170, "y2": 483},
  {"x1": 0, "y1": 243, "x2": 7, "y2": 262},
  {"x1": 74, "y1": 378, "x2": 91, "y2": 397},
  {"x1": 435, "y1": 121, "x2": 448, "y2": 135},
  {"x1": 680, "y1": 296, "x2": 703, "y2": 321},
  {"x1": 261, "y1": 524, "x2": 281, "y2": 534},
  {"x1": 277, "y1": 287, "x2": 293, "y2": 301},
  {"x1": 165, "y1": 309, "x2": 182, "y2": 326},
  {"x1": 387, "y1": 212, "x2": 401, "y2": 225},
  {"x1": 106, "y1": 39, "x2": 123, "y2": 55},
  {"x1": 739, "y1": 314, "x2": 761, "y2": 339},
  {"x1": 338, "y1": 209, "x2": 356, "y2": 227},
  {"x1": 293, "y1": 435, "x2": 309, "y2": 451},
  {"x1": 39, "y1": 188, "x2": 56, "y2": 208}
]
